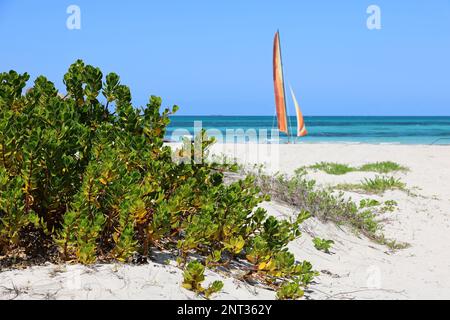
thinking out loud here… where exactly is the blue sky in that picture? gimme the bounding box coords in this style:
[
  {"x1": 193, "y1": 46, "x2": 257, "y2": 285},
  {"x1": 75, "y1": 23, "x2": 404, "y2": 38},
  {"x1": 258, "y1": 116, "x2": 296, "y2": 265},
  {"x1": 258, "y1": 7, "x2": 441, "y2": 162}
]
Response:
[{"x1": 0, "y1": 1, "x2": 449, "y2": 115}]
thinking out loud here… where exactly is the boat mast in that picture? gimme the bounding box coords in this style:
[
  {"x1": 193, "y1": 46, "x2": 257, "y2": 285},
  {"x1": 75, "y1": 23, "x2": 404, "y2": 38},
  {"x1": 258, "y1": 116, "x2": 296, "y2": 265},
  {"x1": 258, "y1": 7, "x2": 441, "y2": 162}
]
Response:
[{"x1": 277, "y1": 30, "x2": 292, "y2": 142}]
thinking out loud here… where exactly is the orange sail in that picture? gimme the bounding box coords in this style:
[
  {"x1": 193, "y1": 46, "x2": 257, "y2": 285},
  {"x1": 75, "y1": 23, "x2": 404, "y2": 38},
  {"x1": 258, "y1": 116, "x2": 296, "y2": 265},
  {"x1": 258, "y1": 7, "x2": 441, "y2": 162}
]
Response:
[
  {"x1": 289, "y1": 86, "x2": 307, "y2": 137},
  {"x1": 273, "y1": 31, "x2": 288, "y2": 134}
]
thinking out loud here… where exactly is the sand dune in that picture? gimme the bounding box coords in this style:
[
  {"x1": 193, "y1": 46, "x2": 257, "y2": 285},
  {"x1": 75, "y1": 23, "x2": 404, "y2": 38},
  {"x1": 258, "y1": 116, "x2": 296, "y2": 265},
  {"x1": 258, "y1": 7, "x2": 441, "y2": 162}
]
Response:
[
  {"x1": 214, "y1": 143, "x2": 450, "y2": 299},
  {"x1": 1, "y1": 143, "x2": 450, "y2": 299}
]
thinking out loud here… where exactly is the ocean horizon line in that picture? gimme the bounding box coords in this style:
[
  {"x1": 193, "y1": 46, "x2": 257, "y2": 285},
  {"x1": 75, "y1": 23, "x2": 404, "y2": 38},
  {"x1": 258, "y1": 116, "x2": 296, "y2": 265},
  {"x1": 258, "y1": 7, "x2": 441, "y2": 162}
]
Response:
[
  {"x1": 169, "y1": 115, "x2": 450, "y2": 117},
  {"x1": 166, "y1": 116, "x2": 450, "y2": 145}
]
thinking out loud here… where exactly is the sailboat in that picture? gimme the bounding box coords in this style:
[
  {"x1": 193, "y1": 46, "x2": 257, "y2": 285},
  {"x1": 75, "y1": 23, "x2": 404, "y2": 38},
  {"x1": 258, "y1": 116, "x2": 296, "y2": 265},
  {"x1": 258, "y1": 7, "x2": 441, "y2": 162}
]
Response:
[{"x1": 273, "y1": 30, "x2": 307, "y2": 141}]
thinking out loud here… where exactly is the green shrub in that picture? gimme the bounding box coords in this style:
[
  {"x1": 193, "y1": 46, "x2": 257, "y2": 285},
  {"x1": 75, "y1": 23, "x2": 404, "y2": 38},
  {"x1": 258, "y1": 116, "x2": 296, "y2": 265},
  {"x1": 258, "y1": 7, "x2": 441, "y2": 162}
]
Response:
[
  {"x1": 251, "y1": 168, "x2": 379, "y2": 236},
  {"x1": 276, "y1": 280, "x2": 304, "y2": 300},
  {"x1": 309, "y1": 162, "x2": 354, "y2": 175},
  {"x1": 182, "y1": 260, "x2": 224, "y2": 299},
  {"x1": 336, "y1": 176, "x2": 406, "y2": 195},
  {"x1": 308, "y1": 161, "x2": 408, "y2": 175},
  {"x1": 205, "y1": 280, "x2": 224, "y2": 299},
  {"x1": 359, "y1": 161, "x2": 408, "y2": 174},
  {"x1": 182, "y1": 260, "x2": 206, "y2": 293},
  {"x1": 312, "y1": 237, "x2": 334, "y2": 253},
  {"x1": 359, "y1": 198, "x2": 381, "y2": 208},
  {"x1": 361, "y1": 176, "x2": 406, "y2": 194},
  {"x1": 0, "y1": 60, "x2": 314, "y2": 298},
  {"x1": 248, "y1": 167, "x2": 408, "y2": 249},
  {"x1": 381, "y1": 200, "x2": 398, "y2": 212}
]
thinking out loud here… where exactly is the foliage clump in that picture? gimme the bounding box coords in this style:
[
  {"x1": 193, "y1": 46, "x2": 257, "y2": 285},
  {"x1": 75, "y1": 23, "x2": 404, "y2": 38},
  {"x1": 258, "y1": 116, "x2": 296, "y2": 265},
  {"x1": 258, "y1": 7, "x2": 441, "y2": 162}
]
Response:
[
  {"x1": 336, "y1": 176, "x2": 406, "y2": 195},
  {"x1": 309, "y1": 162, "x2": 354, "y2": 175},
  {"x1": 0, "y1": 60, "x2": 314, "y2": 298},
  {"x1": 359, "y1": 161, "x2": 408, "y2": 174},
  {"x1": 312, "y1": 237, "x2": 334, "y2": 254},
  {"x1": 308, "y1": 161, "x2": 408, "y2": 175},
  {"x1": 249, "y1": 167, "x2": 407, "y2": 249},
  {"x1": 276, "y1": 279, "x2": 305, "y2": 300},
  {"x1": 182, "y1": 260, "x2": 224, "y2": 299}
]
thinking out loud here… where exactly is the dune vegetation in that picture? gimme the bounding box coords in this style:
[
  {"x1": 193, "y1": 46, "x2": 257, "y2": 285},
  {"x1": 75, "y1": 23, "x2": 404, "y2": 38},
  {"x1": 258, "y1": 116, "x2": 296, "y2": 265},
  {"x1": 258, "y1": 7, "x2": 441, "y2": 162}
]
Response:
[
  {"x1": 336, "y1": 176, "x2": 407, "y2": 195},
  {"x1": 248, "y1": 167, "x2": 408, "y2": 249},
  {"x1": 0, "y1": 60, "x2": 317, "y2": 299},
  {"x1": 309, "y1": 161, "x2": 408, "y2": 175}
]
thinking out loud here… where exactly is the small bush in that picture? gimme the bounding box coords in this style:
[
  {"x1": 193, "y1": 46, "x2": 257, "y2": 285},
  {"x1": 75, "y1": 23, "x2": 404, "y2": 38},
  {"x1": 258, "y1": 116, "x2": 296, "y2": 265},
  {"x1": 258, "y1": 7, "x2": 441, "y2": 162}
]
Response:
[
  {"x1": 182, "y1": 260, "x2": 206, "y2": 293},
  {"x1": 381, "y1": 200, "x2": 398, "y2": 212},
  {"x1": 312, "y1": 237, "x2": 334, "y2": 253},
  {"x1": 276, "y1": 280, "x2": 304, "y2": 300},
  {"x1": 359, "y1": 198, "x2": 381, "y2": 208},
  {"x1": 248, "y1": 168, "x2": 405, "y2": 248},
  {"x1": 181, "y1": 260, "x2": 223, "y2": 299},
  {"x1": 309, "y1": 162, "x2": 353, "y2": 175},
  {"x1": 361, "y1": 176, "x2": 406, "y2": 194},
  {"x1": 359, "y1": 161, "x2": 408, "y2": 174},
  {"x1": 205, "y1": 280, "x2": 224, "y2": 299},
  {"x1": 0, "y1": 61, "x2": 314, "y2": 298},
  {"x1": 250, "y1": 168, "x2": 380, "y2": 236},
  {"x1": 308, "y1": 161, "x2": 408, "y2": 175},
  {"x1": 336, "y1": 176, "x2": 406, "y2": 195}
]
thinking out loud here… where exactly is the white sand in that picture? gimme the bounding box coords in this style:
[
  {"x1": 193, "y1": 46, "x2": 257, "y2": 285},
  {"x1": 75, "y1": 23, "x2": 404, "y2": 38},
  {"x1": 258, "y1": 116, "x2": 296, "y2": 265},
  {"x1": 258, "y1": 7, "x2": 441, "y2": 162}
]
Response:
[
  {"x1": 1, "y1": 143, "x2": 450, "y2": 299},
  {"x1": 213, "y1": 143, "x2": 450, "y2": 299}
]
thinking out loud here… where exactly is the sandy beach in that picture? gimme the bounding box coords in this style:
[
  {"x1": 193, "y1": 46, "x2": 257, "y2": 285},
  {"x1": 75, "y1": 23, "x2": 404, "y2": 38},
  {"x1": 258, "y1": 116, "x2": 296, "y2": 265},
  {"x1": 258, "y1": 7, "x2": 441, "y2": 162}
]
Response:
[
  {"x1": 1, "y1": 143, "x2": 450, "y2": 300},
  {"x1": 214, "y1": 143, "x2": 450, "y2": 299}
]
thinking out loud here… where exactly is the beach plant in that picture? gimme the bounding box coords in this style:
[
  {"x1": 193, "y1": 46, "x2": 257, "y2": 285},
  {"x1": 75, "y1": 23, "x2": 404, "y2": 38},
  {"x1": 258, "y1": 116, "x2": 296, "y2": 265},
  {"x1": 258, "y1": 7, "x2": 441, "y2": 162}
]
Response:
[
  {"x1": 359, "y1": 161, "x2": 408, "y2": 174},
  {"x1": 246, "y1": 167, "x2": 407, "y2": 249},
  {"x1": 381, "y1": 200, "x2": 398, "y2": 212},
  {"x1": 276, "y1": 279, "x2": 304, "y2": 300},
  {"x1": 312, "y1": 237, "x2": 334, "y2": 254},
  {"x1": 361, "y1": 176, "x2": 406, "y2": 193},
  {"x1": 0, "y1": 61, "x2": 314, "y2": 298},
  {"x1": 204, "y1": 280, "x2": 224, "y2": 299},
  {"x1": 250, "y1": 168, "x2": 377, "y2": 233},
  {"x1": 308, "y1": 161, "x2": 408, "y2": 175},
  {"x1": 309, "y1": 162, "x2": 354, "y2": 175},
  {"x1": 359, "y1": 198, "x2": 381, "y2": 208},
  {"x1": 337, "y1": 176, "x2": 406, "y2": 195},
  {"x1": 182, "y1": 260, "x2": 207, "y2": 293},
  {"x1": 182, "y1": 260, "x2": 224, "y2": 299}
]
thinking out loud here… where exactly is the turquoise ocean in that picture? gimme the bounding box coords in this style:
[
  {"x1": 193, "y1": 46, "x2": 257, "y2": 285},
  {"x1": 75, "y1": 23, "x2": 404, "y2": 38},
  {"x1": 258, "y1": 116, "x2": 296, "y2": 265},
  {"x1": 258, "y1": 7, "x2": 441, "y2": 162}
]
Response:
[{"x1": 167, "y1": 116, "x2": 450, "y2": 145}]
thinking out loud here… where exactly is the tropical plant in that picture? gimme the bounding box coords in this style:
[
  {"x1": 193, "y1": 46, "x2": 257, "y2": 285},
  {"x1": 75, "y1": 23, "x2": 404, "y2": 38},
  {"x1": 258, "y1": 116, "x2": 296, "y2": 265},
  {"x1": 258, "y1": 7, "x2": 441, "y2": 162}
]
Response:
[
  {"x1": 182, "y1": 260, "x2": 224, "y2": 298},
  {"x1": 182, "y1": 260, "x2": 207, "y2": 293},
  {"x1": 308, "y1": 161, "x2": 408, "y2": 175},
  {"x1": 359, "y1": 161, "x2": 408, "y2": 174},
  {"x1": 0, "y1": 60, "x2": 314, "y2": 299},
  {"x1": 381, "y1": 200, "x2": 398, "y2": 212},
  {"x1": 309, "y1": 162, "x2": 354, "y2": 175},
  {"x1": 246, "y1": 166, "x2": 407, "y2": 249},
  {"x1": 312, "y1": 237, "x2": 334, "y2": 254},
  {"x1": 276, "y1": 279, "x2": 304, "y2": 300}
]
